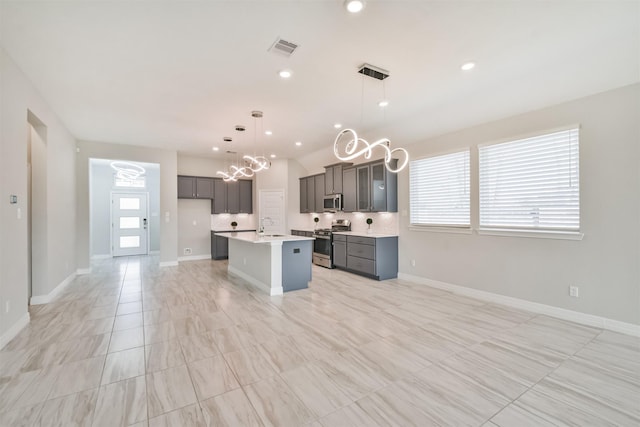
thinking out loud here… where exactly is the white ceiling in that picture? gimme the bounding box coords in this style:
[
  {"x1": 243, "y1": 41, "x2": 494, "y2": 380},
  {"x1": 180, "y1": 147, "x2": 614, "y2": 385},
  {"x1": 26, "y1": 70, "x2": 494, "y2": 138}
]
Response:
[{"x1": 1, "y1": 1, "x2": 638, "y2": 160}]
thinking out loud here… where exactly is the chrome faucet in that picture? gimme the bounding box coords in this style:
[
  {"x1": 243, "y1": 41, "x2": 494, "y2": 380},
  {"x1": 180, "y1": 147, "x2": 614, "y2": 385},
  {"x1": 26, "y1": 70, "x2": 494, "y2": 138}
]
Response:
[{"x1": 258, "y1": 217, "x2": 273, "y2": 234}]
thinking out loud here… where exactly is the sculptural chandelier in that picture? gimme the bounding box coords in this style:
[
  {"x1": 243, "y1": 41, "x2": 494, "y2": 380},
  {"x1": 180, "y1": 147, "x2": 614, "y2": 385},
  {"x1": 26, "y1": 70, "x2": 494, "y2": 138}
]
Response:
[
  {"x1": 333, "y1": 128, "x2": 409, "y2": 173},
  {"x1": 333, "y1": 64, "x2": 409, "y2": 172},
  {"x1": 216, "y1": 111, "x2": 270, "y2": 182}
]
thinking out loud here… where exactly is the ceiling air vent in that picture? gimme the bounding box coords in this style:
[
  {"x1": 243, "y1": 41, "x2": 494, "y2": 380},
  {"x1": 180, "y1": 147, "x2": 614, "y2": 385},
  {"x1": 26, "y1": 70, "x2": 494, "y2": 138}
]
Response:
[
  {"x1": 358, "y1": 63, "x2": 390, "y2": 80},
  {"x1": 269, "y1": 37, "x2": 299, "y2": 57}
]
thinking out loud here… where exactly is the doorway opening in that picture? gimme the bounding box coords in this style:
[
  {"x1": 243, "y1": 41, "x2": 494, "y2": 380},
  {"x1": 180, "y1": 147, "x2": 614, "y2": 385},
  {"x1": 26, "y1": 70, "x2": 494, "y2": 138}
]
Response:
[
  {"x1": 89, "y1": 159, "x2": 160, "y2": 259},
  {"x1": 27, "y1": 111, "x2": 48, "y2": 304}
]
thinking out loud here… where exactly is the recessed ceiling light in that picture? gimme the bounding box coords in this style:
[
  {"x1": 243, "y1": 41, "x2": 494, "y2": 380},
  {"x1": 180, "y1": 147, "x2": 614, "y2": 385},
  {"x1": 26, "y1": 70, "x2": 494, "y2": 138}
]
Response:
[
  {"x1": 279, "y1": 69, "x2": 292, "y2": 79},
  {"x1": 334, "y1": 123, "x2": 342, "y2": 129},
  {"x1": 461, "y1": 62, "x2": 475, "y2": 71},
  {"x1": 344, "y1": 0, "x2": 365, "y2": 13},
  {"x1": 212, "y1": 147, "x2": 219, "y2": 151},
  {"x1": 270, "y1": 154, "x2": 276, "y2": 158},
  {"x1": 295, "y1": 141, "x2": 302, "y2": 146},
  {"x1": 265, "y1": 130, "x2": 273, "y2": 136},
  {"x1": 378, "y1": 100, "x2": 389, "y2": 107}
]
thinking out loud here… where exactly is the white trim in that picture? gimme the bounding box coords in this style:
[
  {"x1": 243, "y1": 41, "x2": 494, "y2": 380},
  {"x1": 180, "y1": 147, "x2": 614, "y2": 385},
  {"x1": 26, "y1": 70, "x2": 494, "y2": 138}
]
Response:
[
  {"x1": 30, "y1": 271, "x2": 76, "y2": 305},
  {"x1": 398, "y1": 273, "x2": 640, "y2": 337},
  {"x1": 0, "y1": 312, "x2": 30, "y2": 350},
  {"x1": 91, "y1": 254, "x2": 111, "y2": 260},
  {"x1": 149, "y1": 250, "x2": 160, "y2": 255},
  {"x1": 476, "y1": 228, "x2": 584, "y2": 241},
  {"x1": 228, "y1": 265, "x2": 284, "y2": 296},
  {"x1": 159, "y1": 261, "x2": 179, "y2": 267},
  {"x1": 178, "y1": 254, "x2": 212, "y2": 262},
  {"x1": 408, "y1": 226, "x2": 472, "y2": 235},
  {"x1": 76, "y1": 268, "x2": 91, "y2": 275},
  {"x1": 477, "y1": 123, "x2": 581, "y2": 149}
]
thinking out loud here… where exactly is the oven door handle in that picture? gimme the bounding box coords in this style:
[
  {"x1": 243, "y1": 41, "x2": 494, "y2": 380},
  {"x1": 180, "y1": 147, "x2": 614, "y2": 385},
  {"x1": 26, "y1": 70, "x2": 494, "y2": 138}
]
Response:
[{"x1": 314, "y1": 235, "x2": 331, "y2": 240}]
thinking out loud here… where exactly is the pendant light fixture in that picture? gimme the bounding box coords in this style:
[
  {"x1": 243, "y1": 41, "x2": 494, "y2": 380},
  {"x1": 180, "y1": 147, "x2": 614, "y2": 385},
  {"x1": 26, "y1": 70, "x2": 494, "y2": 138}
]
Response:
[
  {"x1": 333, "y1": 64, "x2": 409, "y2": 173},
  {"x1": 243, "y1": 110, "x2": 271, "y2": 173},
  {"x1": 217, "y1": 127, "x2": 255, "y2": 182}
]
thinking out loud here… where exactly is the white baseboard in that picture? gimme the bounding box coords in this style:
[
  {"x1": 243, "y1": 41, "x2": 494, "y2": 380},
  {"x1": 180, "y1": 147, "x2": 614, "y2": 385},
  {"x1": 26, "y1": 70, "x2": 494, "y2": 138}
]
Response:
[
  {"x1": 228, "y1": 265, "x2": 283, "y2": 296},
  {"x1": 91, "y1": 254, "x2": 111, "y2": 260},
  {"x1": 178, "y1": 254, "x2": 212, "y2": 262},
  {"x1": 159, "y1": 261, "x2": 179, "y2": 268},
  {"x1": 398, "y1": 273, "x2": 640, "y2": 337},
  {"x1": 77, "y1": 268, "x2": 91, "y2": 275},
  {"x1": 30, "y1": 271, "x2": 76, "y2": 305},
  {"x1": 0, "y1": 312, "x2": 30, "y2": 350}
]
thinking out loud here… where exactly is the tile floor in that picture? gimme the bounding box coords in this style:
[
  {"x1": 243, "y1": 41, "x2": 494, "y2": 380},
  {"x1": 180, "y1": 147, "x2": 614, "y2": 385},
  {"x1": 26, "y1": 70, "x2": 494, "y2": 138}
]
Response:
[{"x1": 1, "y1": 256, "x2": 638, "y2": 426}]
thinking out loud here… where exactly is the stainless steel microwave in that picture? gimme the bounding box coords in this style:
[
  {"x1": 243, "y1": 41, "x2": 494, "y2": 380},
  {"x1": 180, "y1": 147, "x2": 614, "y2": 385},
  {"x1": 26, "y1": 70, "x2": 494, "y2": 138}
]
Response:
[{"x1": 323, "y1": 194, "x2": 342, "y2": 212}]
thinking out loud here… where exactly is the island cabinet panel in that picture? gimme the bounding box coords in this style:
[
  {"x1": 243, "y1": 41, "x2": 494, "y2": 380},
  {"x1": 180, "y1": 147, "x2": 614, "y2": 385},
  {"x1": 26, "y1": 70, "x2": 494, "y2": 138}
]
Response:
[
  {"x1": 212, "y1": 179, "x2": 253, "y2": 214},
  {"x1": 335, "y1": 235, "x2": 398, "y2": 280},
  {"x1": 281, "y1": 241, "x2": 312, "y2": 292},
  {"x1": 211, "y1": 230, "x2": 256, "y2": 260}
]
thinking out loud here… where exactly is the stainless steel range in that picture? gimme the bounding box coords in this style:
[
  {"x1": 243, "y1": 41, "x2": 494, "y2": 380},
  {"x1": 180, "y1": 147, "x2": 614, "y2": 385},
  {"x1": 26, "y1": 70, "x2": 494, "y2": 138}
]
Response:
[{"x1": 312, "y1": 219, "x2": 351, "y2": 268}]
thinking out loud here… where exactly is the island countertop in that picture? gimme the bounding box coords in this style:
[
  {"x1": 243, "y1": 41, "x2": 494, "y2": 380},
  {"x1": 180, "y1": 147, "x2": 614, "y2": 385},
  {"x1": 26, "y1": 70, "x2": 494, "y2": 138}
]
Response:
[{"x1": 215, "y1": 232, "x2": 314, "y2": 244}]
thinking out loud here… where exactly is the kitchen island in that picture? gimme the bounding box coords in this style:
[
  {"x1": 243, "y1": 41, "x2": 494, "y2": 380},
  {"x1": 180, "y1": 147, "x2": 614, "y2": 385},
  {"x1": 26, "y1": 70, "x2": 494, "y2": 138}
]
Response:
[{"x1": 214, "y1": 232, "x2": 314, "y2": 296}]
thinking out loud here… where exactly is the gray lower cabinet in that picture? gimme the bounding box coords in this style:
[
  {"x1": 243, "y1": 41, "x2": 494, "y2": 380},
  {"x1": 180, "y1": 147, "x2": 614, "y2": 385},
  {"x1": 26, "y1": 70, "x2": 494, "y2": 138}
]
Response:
[
  {"x1": 332, "y1": 234, "x2": 347, "y2": 268},
  {"x1": 335, "y1": 234, "x2": 398, "y2": 280},
  {"x1": 211, "y1": 230, "x2": 256, "y2": 260}
]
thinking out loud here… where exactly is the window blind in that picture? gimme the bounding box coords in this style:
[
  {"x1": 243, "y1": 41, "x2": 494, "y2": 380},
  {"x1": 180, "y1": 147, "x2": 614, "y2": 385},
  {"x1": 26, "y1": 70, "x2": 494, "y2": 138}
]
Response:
[
  {"x1": 479, "y1": 128, "x2": 579, "y2": 231},
  {"x1": 410, "y1": 150, "x2": 470, "y2": 226}
]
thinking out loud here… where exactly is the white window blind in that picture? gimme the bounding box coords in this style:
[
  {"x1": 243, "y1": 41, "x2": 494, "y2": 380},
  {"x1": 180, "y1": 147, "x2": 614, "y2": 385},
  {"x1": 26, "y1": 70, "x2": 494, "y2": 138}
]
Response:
[
  {"x1": 479, "y1": 128, "x2": 579, "y2": 231},
  {"x1": 410, "y1": 150, "x2": 470, "y2": 226}
]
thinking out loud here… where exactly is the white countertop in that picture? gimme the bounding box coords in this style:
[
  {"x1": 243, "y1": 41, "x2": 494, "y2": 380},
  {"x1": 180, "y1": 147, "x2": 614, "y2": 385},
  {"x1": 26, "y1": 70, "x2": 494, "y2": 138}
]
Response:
[
  {"x1": 332, "y1": 231, "x2": 399, "y2": 238},
  {"x1": 215, "y1": 232, "x2": 315, "y2": 244}
]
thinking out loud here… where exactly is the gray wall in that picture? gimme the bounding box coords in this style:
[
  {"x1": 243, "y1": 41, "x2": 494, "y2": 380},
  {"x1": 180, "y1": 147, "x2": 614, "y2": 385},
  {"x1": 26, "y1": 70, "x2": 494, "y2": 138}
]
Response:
[
  {"x1": 1, "y1": 48, "x2": 77, "y2": 340},
  {"x1": 89, "y1": 160, "x2": 160, "y2": 257},
  {"x1": 395, "y1": 84, "x2": 639, "y2": 325}
]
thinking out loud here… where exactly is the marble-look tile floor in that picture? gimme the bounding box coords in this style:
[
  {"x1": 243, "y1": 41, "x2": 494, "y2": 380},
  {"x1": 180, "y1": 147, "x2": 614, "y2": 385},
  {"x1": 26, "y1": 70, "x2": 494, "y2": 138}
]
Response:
[{"x1": 1, "y1": 256, "x2": 638, "y2": 426}]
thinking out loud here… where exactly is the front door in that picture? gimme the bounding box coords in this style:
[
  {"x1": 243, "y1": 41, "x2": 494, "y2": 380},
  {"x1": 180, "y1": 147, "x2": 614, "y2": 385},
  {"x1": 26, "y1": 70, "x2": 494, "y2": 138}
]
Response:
[{"x1": 112, "y1": 193, "x2": 148, "y2": 256}]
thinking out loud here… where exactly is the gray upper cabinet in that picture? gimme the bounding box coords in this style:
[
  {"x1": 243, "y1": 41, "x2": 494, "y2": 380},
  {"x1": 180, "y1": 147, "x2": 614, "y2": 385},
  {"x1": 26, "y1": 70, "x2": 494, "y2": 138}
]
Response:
[
  {"x1": 178, "y1": 176, "x2": 196, "y2": 198},
  {"x1": 178, "y1": 176, "x2": 214, "y2": 199},
  {"x1": 314, "y1": 174, "x2": 325, "y2": 213},
  {"x1": 212, "y1": 178, "x2": 253, "y2": 214},
  {"x1": 324, "y1": 163, "x2": 351, "y2": 195},
  {"x1": 238, "y1": 180, "x2": 252, "y2": 214},
  {"x1": 349, "y1": 159, "x2": 398, "y2": 212},
  {"x1": 342, "y1": 167, "x2": 357, "y2": 212},
  {"x1": 195, "y1": 177, "x2": 214, "y2": 199},
  {"x1": 356, "y1": 165, "x2": 371, "y2": 211},
  {"x1": 299, "y1": 174, "x2": 323, "y2": 213}
]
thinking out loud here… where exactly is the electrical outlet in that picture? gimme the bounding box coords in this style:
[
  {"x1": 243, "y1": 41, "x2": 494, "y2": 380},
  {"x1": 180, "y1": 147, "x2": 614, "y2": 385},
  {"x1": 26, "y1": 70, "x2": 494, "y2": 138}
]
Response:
[
  {"x1": 184, "y1": 248, "x2": 192, "y2": 255},
  {"x1": 410, "y1": 259, "x2": 416, "y2": 267},
  {"x1": 192, "y1": 220, "x2": 197, "y2": 226},
  {"x1": 569, "y1": 286, "x2": 579, "y2": 298},
  {"x1": 243, "y1": 257, "x2": 247, "y2": 265},
  {"x1": 5, "y1": 300, "x2": 10, "y2": 313}
]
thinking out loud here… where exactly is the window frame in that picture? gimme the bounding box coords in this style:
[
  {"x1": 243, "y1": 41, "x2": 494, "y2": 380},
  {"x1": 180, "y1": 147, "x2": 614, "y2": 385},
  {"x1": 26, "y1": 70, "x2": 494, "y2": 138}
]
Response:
[
  {"x1": 409, "y1": 148, "x2": 471, "y2": 231},
  {"x1": 477, "y1": 125, "x2": 582, "y2": 239}
]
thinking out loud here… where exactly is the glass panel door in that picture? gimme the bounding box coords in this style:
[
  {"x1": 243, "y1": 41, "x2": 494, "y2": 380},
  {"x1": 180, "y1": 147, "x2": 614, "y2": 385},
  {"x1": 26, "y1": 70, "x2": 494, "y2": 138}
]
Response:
[
  {"x1": 371, "y1": 162, "x2": 386, "y2": 212},
  {"x1": 356, "y1": 166, "x2": 370, "y2": 211},
  {"x1": 112, "y1": 193, "x2": 148, "y2": 256}
]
